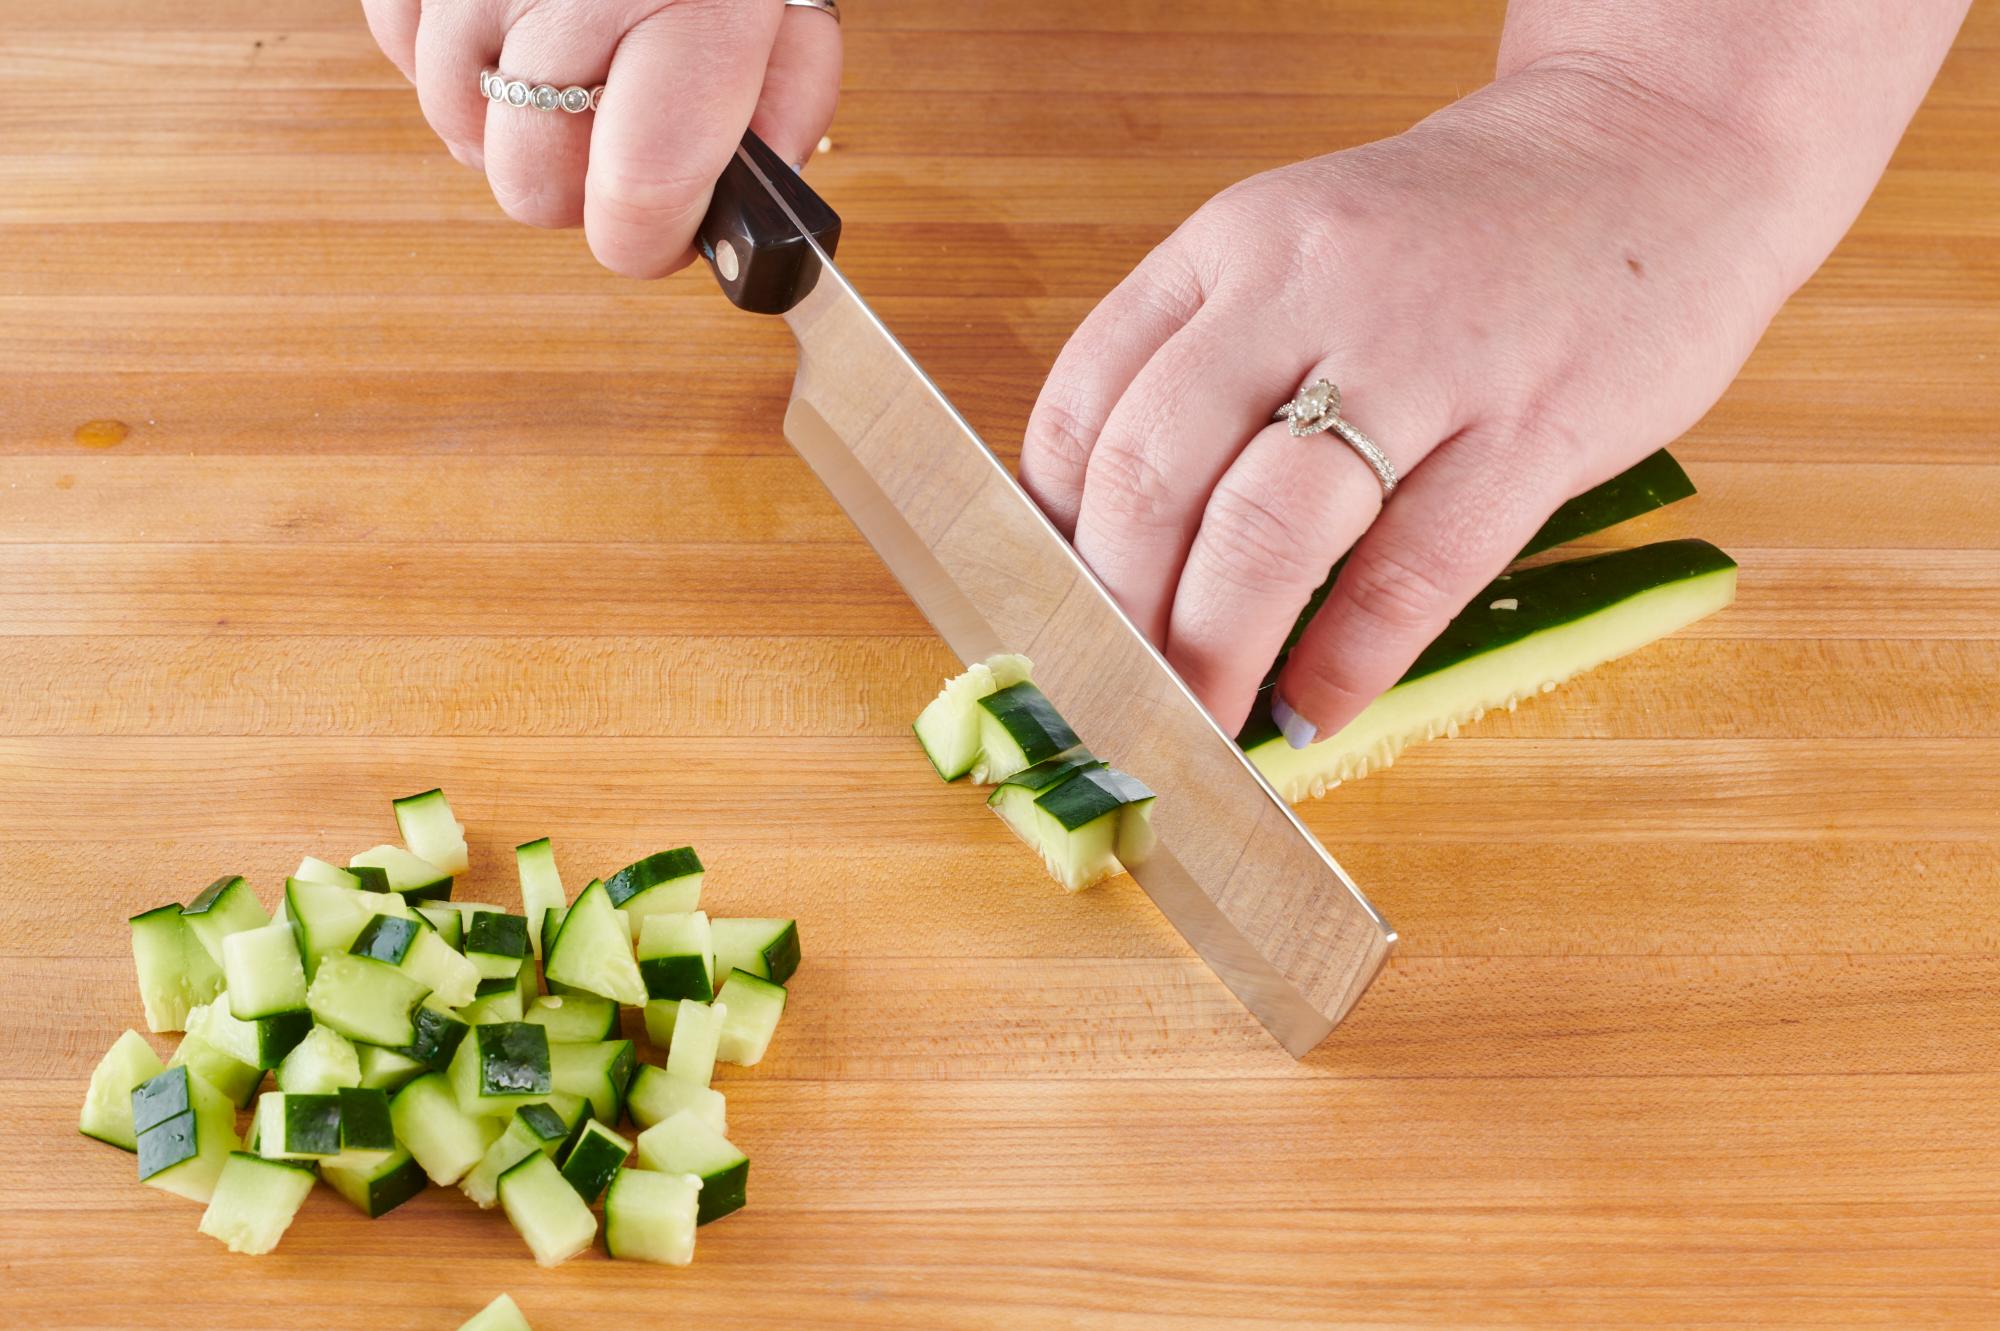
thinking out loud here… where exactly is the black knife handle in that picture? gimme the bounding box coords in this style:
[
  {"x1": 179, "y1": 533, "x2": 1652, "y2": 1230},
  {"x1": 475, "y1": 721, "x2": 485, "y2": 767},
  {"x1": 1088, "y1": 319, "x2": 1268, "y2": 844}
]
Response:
[{"x1": 697, "y1": 131, "x2": 842, "y2": 315}]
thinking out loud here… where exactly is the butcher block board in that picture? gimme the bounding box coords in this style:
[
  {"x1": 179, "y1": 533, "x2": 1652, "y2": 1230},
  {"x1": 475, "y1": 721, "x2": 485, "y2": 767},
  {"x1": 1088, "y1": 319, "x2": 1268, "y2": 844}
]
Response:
[{"x1": 3, "y1": 1, "x2": 1998, "y2": 1326}]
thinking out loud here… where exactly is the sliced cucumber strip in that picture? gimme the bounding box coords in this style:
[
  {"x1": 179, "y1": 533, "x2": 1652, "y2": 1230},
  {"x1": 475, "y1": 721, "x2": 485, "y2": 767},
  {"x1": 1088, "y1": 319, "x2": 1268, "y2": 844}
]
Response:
[
  {"x1": 416, "y1": 903, "x2": 465, "y2": 948},
  {"x1": 134, "y1": 1066, "x2": 241, "y2": 1203},
  {"x1": 356, "y1": 1042, "x2": 427, "y2": 1093},
  {"x1": 130, "y1": 903, "x2": 224, "y2": 1034},
  {"x1": 1243, "y1": 540, "x2": 1740, "y2": 801},
  {"x1": 515, "y1": 838, "x2": 565, "y2": 961},
  {"x1": 523, "y1": 993, "x2": 620, "y2": 1044},
  {"x1": 912, "y1": 652, "x2": 1034, "y2": 780},
  {"x1": 394, "y1": 787, "x2": 470, "y2": 876},
  {"x1": 222, "y1": 920, "x2": 307, "y2": 1021},
  {"x1": 558, "y1": 1118, "x2": 632, "y2": 1205},
  {"x1": 626, "y1": 1066, "x2": 726, "y2": 1135},
  {"x1": 544, "y1": 879, "x2": 646, "y2": 1006},
  {"x1": 714, "y1": 970, "x2": 787, "y2": 1067},
  {"x1": 972, "y1": 681, "x2": 1080, "y2": 784},
  {"x1": 79, "y1": 1029, "x2": 165, "y2": 1151},
  {"x1": 498, "y1": 1151, "x2": 597, "y2": 1267},
  {"x1": 350, "y1": 844, "x2": 454, "y2": 902},
  {"x1": 633, "y1": 1109, "x2": 746, "y2": 1225},
  {"x1": 449, "y1": 1021, "x2": 553, "y2": 1118},
  {"x1": 170, "y1": 1002, "x2": 266, "y2": 1105},
  {"x1": 636, "y1": 910, "x2": 715, "y2": 1002},
  {"x1": 548, "y1": 1039, "x2": 636, "y2": 1125},
  {"x1": 285, "y1": 876, "x2": 375, "y2": 980},
  {"x1": 253, "y1": 1091, "x2": 343, "y2": 1159},
  {"x1": 321, "y1": 1143, "x2": 429, "y2": 1218},
  {"x1": 180, "y1": 875, "x2": 271, "y2": 967},
  {"x1": 465, "y1": 910, "x2": 530, "y2": 980},
  {"x1": 275, "y1": 1025, "x2": 360, "y2": 1094},
  {"x1": 992, "y1": 764, "x2": 1156, "y2": 891},
  {"x1": 391, "y1": 1072, "x2": 502, "y2": 1185},
  {"x1": 458, "y1": 1293, "x2": 534, "y2": 1331},
  {"x1": 709, "y1": 917, "x2": 801, "y2": 987},
  {"x1": 307, "y1": 952, "x2": 430, "y2": 1047},
  {"x1": 197, "y1": 1152, "x2": 316, "y2": 1255},
  {"x1": 603, "y1": 1167, "x2": 701, "y2": 1265},
  {"x1": 604, "y1": 848, "x2": 704, "y2": 923},
  {"x1": 664, "y1": 1000, "x2": 727, "y2": 1087},
  {"x1": 461, "y1": 1102, "x2": 571, "y2": 1209}
]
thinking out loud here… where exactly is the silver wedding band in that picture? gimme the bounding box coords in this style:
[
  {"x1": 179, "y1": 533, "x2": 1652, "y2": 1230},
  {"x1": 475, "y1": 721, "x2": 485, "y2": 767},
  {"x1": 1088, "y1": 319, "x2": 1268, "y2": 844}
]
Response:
[
  {"x1": 480, "y1": 69, "x2": 603, "y2": 113},
  {"x1": 1274, "y1": 379, "x2": 1399, "y2": 498},
  {"x1": 784, "y1": 0, "x2": 842, "y2": 19}
]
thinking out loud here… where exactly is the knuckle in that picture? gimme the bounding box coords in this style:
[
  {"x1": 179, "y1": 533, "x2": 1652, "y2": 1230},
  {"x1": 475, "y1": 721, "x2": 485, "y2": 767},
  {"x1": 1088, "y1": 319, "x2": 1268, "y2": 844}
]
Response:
[
  {"x1": 490, "y1": 172, "x2": 581, "y2": 229},
  {"x1": 1023, "y1": 391, "x2": 1097, "y2": 481},
  {"x1": 1197, "y1": 482, "x2": 1328, "y2": 592},
  {"x1": 588, "y1": 161, "x2": 712, "y2": 229},
  {"x1": 1084, "y1": 435, "x2": 1181, "y2": 533},
  {"x1": 1338, "y1": 540, "x2": 1461, "y2": 634}
]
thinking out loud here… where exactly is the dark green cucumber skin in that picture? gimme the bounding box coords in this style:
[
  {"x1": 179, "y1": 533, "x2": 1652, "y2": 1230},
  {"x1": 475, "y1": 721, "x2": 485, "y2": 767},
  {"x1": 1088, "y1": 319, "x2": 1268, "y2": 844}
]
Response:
[
  {"x1": 466, "y1": 911, "x2": 529, "y2": 960},
  {"x1": 135, "y1": 1112, "x2": 198, "y2": 1180},
  {"x1": 350, "y1": 914, "x2": 419, "y2": 965},
  {"x1": 695, "y1": 1159, "x2": 749, "y2": 1226},
  {"x1": 759, "y1": 922, "x2": 802, "y2": 988},
  {"x1": 341, "y1": 1152, "x2": 430, "y2": 1217},
  {"x1": 183, "y1": 875, "x2": 247, "y2": 916},
  {"x1": 398, "y1": 877, "x2": 454, "y2": 904},
  {"x1": 395, "y1": 1005, "x2": 470, "y2": 1071},
  {"x1": 1239, "y1": 539, "x2": 1738, "y2": 749},
  {"x1": 284, "y1": 1093, "x2": 344, "y2": 1155},
  {"x1": 1033, "y1": 767, "x2": 1156, "y2": 832},
  {"x1": 640, "y1": 953, "x2": 714, "y2": 1003},
  {"x1": 251, "y1": 1009, "x2": 314, "y2": 1068},
  {"x1": 129, "y1": 903, "x2": 184, "y2": 927},
  {"x1": 132, "y1": 1066, "x2": 193, "y2": 1136},
  {"x1": 979, "y1": 683, "x2": 1081, "y2": 762},
  {"x1": 346, "y1": 865, "x2": 392, "y2": 894},
  {"x1": 991, "y1": 748, "x2": 1101, "y2": 794},
  {"x1": 517, "y1": 1102, "x2": 569, "y2": 1144},
  {"x1": 604, "y1": 849, "x2": 704, "y2": 908},
  {"x1": 558, "y1": 1125, "x2": 629, "y2": 1205},
  {"x1": 476, "y1": 1022, "x2": 552, "y2": 1096},
  {"x1": 337, "y1": 1087, "x2": 396, "y2": 1152},
  {"x1": 1272, "y1": 448, "x2": 1697, "y2": 670}
]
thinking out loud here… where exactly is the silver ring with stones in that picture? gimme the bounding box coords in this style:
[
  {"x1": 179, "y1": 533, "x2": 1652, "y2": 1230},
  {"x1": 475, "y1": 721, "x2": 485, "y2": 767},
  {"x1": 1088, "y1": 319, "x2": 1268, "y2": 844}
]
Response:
[
  {"x1": 784, "y1": 0, "x2": 842, "y2": 20},
  {"x1": 1274, "y1": 379, "x2": 1399, "y2": 498},
  {"x1": 480, "y1": 69, "x2": 602, "y2": 114}
]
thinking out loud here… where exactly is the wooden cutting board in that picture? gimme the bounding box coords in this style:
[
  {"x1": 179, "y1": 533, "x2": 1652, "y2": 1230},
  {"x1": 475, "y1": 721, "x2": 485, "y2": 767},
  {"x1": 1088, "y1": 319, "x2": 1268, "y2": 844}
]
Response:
[{"x1": 4, "y1": 2, "x2": 1997, "y2": 1326}]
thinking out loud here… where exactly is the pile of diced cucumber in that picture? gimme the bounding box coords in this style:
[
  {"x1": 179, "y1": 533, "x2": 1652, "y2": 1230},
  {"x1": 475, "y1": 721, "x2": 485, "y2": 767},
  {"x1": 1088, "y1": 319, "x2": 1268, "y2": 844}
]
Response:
[
  {"x1": 80, "y1": 786, "x2": 800, "y2": 1294},
  {"x1": 916, "y1": 656, "x2": 1156, "y2": 891}
]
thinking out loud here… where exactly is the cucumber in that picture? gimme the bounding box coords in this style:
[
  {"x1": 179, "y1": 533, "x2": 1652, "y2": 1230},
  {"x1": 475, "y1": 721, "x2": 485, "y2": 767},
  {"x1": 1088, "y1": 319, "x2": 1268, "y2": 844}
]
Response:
[
  {"x1": 205, "y1": 1001, "x2": 312, "y2": 1072},
  {"x1": 460, "y1": 962, "x2": 532, "y2": 1025},
  {"x1": 714, "y1": 970, "x2": 787, "y2": 1067},
  {"x1": 394, "y1": 787, "x2": 470, "y2": 876},
  {"x1": 284, "y1": 877, "x2": 376, "y2": 980},
  {"x1": 515, "y1": 838, "x2": 565, "y2": 960},
  {"x1": 404, "y1": 928, "x2": 481, "y2": 1009},
  {"x1": 252, "y1": 1091, "x2": 343, "y2": 1159},
  {"x1": 169, "y1": 1002, "x2": 265, "y2": 1105},
  {"x1": 197, "y1": 1152, "x2": 316, "y2": 1255},
  {"x1": 498, "y1": 1151, "x2": 597, "y2": 1267},
  {"x1": 350, "y1": 844, "x2": 454, "y2": 902},
  {"x1": 306, "y1": 952, "x2": 430, "y2": 1047},
  {"x1": 391, "y1": 1072, "x2": 503, "y2": 1185},
  {"x1": 603, "y1": 848, "x2": 704, "y2": 923},
  {"x1": 641, "y1": 1000, "x2": 680, "y2": 1048},
  {"x1": 1242, "y1": 540, "x2": 1739, "y2": 801},
  {"x1": 276, "y1": 1025, "x2": 361, "y2": 1094},
  {"x1": 557, "y1": 1118, "x2": 632, "y2": 1205},
  {"x1": 461, "y1": 1102, "x2": 572, "y2": 1209},
  {"x1": 465, "y1": 911, "x2": 531, "y2": 981},
  {"x1": 180, "y1": 875, "x2": 271, "y2": 967},
  {"x1": 549, "y1": 1039, "x2": 636, "y2": 1125},
  {"x1": 458, "y1": 1294, "x2": 534, "y2": 1331},
  {"x1": 971, "y1": 681, "x2": 1080, "y2": 784},
  {"x1": 633, "y1": 1109, "x2": 746, "y2": 1225},
  {"x1": 347, "y1": 864, "x2": 392, "y2": 893},
  {"x1": 321, "y1": 1143, "x2": 429, "y2": 1218},
  {"x1": 416, "y1": 903, "x2": 465, "y2": 949},
  {"x1": 603, "y1": 1167, "x2": 701, "y2": 1266},
  {"x1": 449, "y1": 1022, "x2": 553, "y2": 1118},
  {"x1": 709, "y1": 917, "x2": 801, "y2": 987},
  {"x1": 395, "y1": 1001, "x2": 472, "y2": 1072},
  {"x1": 626, "y1": 1066, "x2": 727, "y2": 1134},
  {"x1": 79, "y1": 1029, "x2": 165, "y2": 1150},
  {"x1": 129, "y1": 903, "x2": 224, "y2": 1033},
  {"x1": 350, "y1": 913, "x2": 422, "y2": 964},
  {"x1": 328, "y1": 1086, "x2": 398, "y2": 1169},
  {"x1": 663, "y1": 1000, "x2": 727, "y2": 1087},
  {"x1": 523, "y1": 993, "x2": 620, "y2": 1044},
  {"x1": 133, "y1": 1065, "x2": 242, "y2": 1203},
  {"x1": 636, "y1": 910, "x2": 715, "y2": 1003},
  {"x1": 356, "y1": 1042, "x2": 427, "y2": 1093},
  {"x1": 544, "y1": 879, "x2": 646, "y2": 1006},
  {"x1": 294, "y1": 857, "x2": 362, "y2": 889},
  {"x1": 913, "y1": 652, "x2": 1034, "y2": 780},
  {"x1": 990, "y1": 765, "x2": 1156, "y2": 892},
  {"x1": 222, "y1": 920, "x2": 307, "y2": 1021}
]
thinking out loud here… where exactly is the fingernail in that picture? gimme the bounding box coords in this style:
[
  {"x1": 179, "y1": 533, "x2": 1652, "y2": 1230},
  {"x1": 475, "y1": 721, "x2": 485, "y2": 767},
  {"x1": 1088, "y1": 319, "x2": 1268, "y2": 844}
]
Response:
[
  {"x1": 788, "y1": 161, "x2": 806, "y2": 174},
  {"x1": 1270, "y1": 693, "x2": 1318, "y2": 750}
]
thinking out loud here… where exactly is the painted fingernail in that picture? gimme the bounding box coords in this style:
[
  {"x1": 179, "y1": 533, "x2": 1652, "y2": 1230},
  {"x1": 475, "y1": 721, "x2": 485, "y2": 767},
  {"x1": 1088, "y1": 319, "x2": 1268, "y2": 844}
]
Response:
[
  {"x1": 789, "y1": 161, "x2": 806, "y2": 173},
  {"x1": 1270, "y1": 692, "x2": 1318, "y2": 750}
]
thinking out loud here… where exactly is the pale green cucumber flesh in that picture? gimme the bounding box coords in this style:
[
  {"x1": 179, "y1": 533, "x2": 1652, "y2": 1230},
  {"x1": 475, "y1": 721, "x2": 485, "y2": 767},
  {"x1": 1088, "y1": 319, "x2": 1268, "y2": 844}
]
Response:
[
  {"x1": 197, "y1": 1152, "x2": 316, "y2": 1255},
  {"x1": 79, "y1": 1029, "x2": 165, "y2": 1151},
  {"x1": 393, "y1": 787, "x2": 470, "y2": 876},
  {"x1": 603, "y1": 1167, "x2": 701, "y2": 1265},
  {"x1": 714, "y1": 970, "x2": 787, "y2": 1067},
  {"x1": 498, "y1": 1151, "x2": 597, "y2": 1267}
]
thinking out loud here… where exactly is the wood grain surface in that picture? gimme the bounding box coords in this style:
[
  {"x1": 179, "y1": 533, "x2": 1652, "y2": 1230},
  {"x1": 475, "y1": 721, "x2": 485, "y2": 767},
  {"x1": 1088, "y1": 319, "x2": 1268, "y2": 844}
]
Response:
[{"x1": 3, "y1": 1, "x2": 1997, "y2": 1326}]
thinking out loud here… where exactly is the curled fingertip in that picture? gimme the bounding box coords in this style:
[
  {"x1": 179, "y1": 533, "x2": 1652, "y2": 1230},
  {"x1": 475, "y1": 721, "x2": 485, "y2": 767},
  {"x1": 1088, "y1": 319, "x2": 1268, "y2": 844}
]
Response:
[{"x1": 1269, "y1": 692, "x2": 1319, "y2": 750}]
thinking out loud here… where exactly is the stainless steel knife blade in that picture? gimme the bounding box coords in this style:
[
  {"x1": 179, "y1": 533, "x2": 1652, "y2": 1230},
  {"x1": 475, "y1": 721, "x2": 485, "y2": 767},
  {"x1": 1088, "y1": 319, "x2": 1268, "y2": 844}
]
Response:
[{"x1": 709, "y1": 142, "x2": 1395, "y2": 1056}]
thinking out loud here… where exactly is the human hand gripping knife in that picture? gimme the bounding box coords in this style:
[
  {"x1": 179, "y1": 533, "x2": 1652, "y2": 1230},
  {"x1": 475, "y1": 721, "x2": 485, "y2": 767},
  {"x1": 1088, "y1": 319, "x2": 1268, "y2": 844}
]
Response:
[{"x1": 696, "y1": 134, "x2": 1394, "y2": 1056}]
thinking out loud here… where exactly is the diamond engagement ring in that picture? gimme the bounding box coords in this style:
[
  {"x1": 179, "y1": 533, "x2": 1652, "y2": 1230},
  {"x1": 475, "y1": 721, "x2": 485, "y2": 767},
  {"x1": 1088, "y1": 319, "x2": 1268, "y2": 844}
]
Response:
[
  {"x1": 480, "y1": 70, "x2": 603, "y2": 113},
  {"x1": 1275, "y1": 379, "x2": 1399, "y2": 498}
]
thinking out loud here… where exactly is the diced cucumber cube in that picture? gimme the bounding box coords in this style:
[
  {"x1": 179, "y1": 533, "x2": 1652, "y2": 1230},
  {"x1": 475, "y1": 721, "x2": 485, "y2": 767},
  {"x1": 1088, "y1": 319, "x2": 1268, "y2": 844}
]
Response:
[
  {"x1": 394, "y1": 787, "x2": 470, "y2": 876},
  {"x1": 134, "y1": 1066, "x2": 241, "y2": 1203},
  {"x1": 197, "y1": 1152, "x2": 316, "y2": 1255},
  {"x1": 603, "y1": 848, "x2": 704, "y2": 924},
  {"x1": 714, "y1": 969, "x2": 787, "y2": 1067},
  {"x1": 223, "y1": 920, "x2": 307, "y2": 1021},
  {"x1": 465, "y1": 910, "x2": 530, "y2": 980},
  {"x1": 320, "y1": 1144, "x2": 429, "y2": 1218},
  {"x1": 636, "y1": 910, "x2": 715, "y2": 1002},
  {"x1": 350, "y1": 844, "x2": 454, "y2": 902},
  {"x1": 664, "y1": 999, "x2": 727, "y2": 1087},
  {"x1": 277, "y1": 1025, "x2": 361, "y2": 1095},
  {"x1": 459, "y1": 961, "x2": 531, "y2": 1025},
  {"x1": 416, "y1": 903, "x2": 464, "y2": 948},
  {"x1": 642, "y1": 999, "x2": 680, "y2": 1048},
  {"x1": 709, "y1": 916, "x2": 801, "y2": 986},
  {"x1": 449, "y1": 1022, "x2": 553, "y2": 1118},
  {"x1": 544, "y1": 880, "x2": 645, "y2": 1006},
  {"x1": 284, "y1": 876, "x2": 376, "y2": 979},
  {"x1": 461, "y1": 1102, "x2": 571, "y2": 1209},
  {"x1": 391, "y1": 1073, "x2": 502, "y2": 1185},
  {"x1": 626, "y1": 1066, "x2": 726, "y2": 1135},
  {"x1": 356, "y1": 1042, "x2": 427, "y2": 1093},
  {"x1": 79, "y1": 1029, "x2": 165, "y2": 1151},
  {"x1": 603, "y1": 1167, "x2": 701, "y2": 1265},
  {"x1": 130, "y1": 903, "x2": 224, "y2": 1033},
  {"x1": 349, "y1": 913, "x2": 421, "y2": 964},
  {"x1": 458, "y1": 1293, "x2": 534, "y2": 1331},
  {"x1": 498, "y1": 1151, "x2": 597, "y2": 1267},
  {"x1": 548, "y1": 1039, "x2": 636, "y2": 1125},
  {"x1": 307, "y1": 952, "x2": 430, "y2": 1047},
  {"x1": 992, "y1": 764, "x2": 1156, "y2": 891},
  {"x1": 400, "y1": 927, "x2": 480, "y2": 1008},
  {"x1": 912, "y1": 653, "x2": 1034, "y2": 780},
  {"x1": 522, "y1": 993, "x2": 620, "y2": 1043},
  {"x1": 192, "y1": 995, "x2": 311, "y2": 1071},
  {"x1": 253, "y1": 1091, "x2": 343, "y2": 1159},
  {"x1": 293, "y1": 857, "x2": 360, "y2": 889},
  {"x1": 515, "y1": 838, "x2": 565, "y2": 961},
  {"x1": 972, "y1": 681, "x2": 1079, "y2": 784},
  {"x1": 172, "y1": 1002, "x2": 270, "y2": 1103},
  {"x1": 180, "y1": 875, "x2": 272, "y2": 966},
  {"x1": 396, "y1": 1001, "x2": 472, "y2": 1072},
  {"x1": 324, "y1": 1085, "x2": 396, "y2": 1168},
  {"x1": 634, "y1": 1109, "x2": 746, "y2": 1225},
  {"x1": 557, "y1": 1119, "x2": 631, "y2": 1205}
]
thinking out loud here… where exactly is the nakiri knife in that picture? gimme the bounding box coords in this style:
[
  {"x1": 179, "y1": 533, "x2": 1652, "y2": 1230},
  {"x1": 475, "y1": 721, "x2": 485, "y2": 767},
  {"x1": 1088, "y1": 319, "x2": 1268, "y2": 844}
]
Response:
[{"x1": 697, "y1": 133, "x2": 1395, "y2": 1057}]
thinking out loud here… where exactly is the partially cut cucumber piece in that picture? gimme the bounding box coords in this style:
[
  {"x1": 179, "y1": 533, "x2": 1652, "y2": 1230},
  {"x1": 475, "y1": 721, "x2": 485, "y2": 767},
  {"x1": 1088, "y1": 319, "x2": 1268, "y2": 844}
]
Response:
[
  {"x1": 394, "y1": 787, "x2": 470, "y2": 876},
  {"x1": 626, "y1": 1066, "x2": 727, "y2": 1134},
  {"x1": 180, "y1": 875, "x2": 271, "y2": 967},
  {"x1": 523, "y1": 993, "x2": 620, "y2": 1044},
  {"x1": 604, "y1": 848, "x2": 704, "y2": 923},
  {"x1": 465, "y1": 910, "x2": 530, "y2": 980},
  {"x1": 307, "y1": 952, "x2": 430, "y2": 1047},
  {"x1": 461, "y1": 1102, "x2": 572, "y2": 1209},
  {"x1": 223, "y1": 920, "x2": 307, "y2": 1021},
  {"x1": 990, "y1": 765, "x2": 1156, "y2": 892},
  {"x1": 170, "y1": 1002, "x2": 266, "y2": 1106},
  {"x1": 633, "y1": 1109, "x2": 746, "y2": 1225},
  {"x1": 515, "y1": 838, "x2": 565, "y2": 960},
  {"x1": 603, "y1": 1167, "x2": 701, "y2": 1266},
  {"x1": 1242, "y1": 540, "x2": 1739, "y2": 801},
  {"x1": 636, "y1": 910, "x2": 714, "y2": 1003},
  {"x1": 557, "y1": 1118, "x2": 632, "y2": 1205},
  {"x1": 134, "y1": 1065, "x2": 241, "y2": 1203},
  {"x1": 253, "y1": 1091, "x2": 343, "y2": 1160},
  {"x1": 664, "y1": 1000, "x2": 727, "y2": 1087},
  {"x1": 549, "y1": 1039, "x2": 636, "y2": 1125},
  {"x1": 79, "y1": 1029, "x2": 165, "y2": 1150},
  {"x1": 391, "y1": 1072, "x2": 502, "y2": 1185},
  {"x1": 544, "y1": 879, "x2": 646, "y2": 1006},
  {"x1": 130, "y1": 903, "x2": 225, "y2": 1033},
  {"x1": 498, "y1": 1151, "x2": 597, "y2": 1267},
  {"x1": 449, "y1": 1021, "x2": 553, "y2": 1118},
  {"x1": 714, "y1": 970, "x2": 787, "y2": 1067},
  {"x1": 321, "y1": 1144, "x2": 429, "y2": 1218},
  {"x1": 197, "y1": 1152, "x2": 316, "y2": 1255},
  {"x1": 709, "y1": 917, "x2": 801, "y2": 987},
  {"x1": 458, "y1": 1294, "x2": 534, "y2": 1331},
  {"x1": 971, "y1": 681, "x2": 1080, "y2": 784},
  {"x1": 276, "y1": 1026, "x2": 361, "y2": 1095},
  {"x1": 913, "y1": 652, "x2": 1034, "y2": 780},
  {"x1": 350, "y1": 844, "x2": 454, "y2": 902}
]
